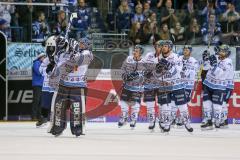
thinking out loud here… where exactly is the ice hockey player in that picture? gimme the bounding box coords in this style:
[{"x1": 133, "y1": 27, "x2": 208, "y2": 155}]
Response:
[
  {"x1": 218, "y1": 45, "x2": 234, "y2": 128},
  {"x1": 118, "y1": 45, "x2": 145, "y2": 129},
  {"x1": 142, "y1": 40, "x2": 164, "y2": 130},
  {"x1": 47, "y1": 36, "x2": 93, "y2": 137},
  {"x1": 154, "y1": 40, "x2": 193, "y2": 133},
  {"x1": 175, "y1": 45, "x2": 198, "y2": 126},
  {"x1": 36, "y1": 37, "x2": 57, "y2": 127},
  {"x1": 201, "y1": 44, "x2": 232, "y2": 129}
]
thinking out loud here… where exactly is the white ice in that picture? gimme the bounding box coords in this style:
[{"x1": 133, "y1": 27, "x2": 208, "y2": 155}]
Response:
[{"x1": 0, "y1": 122, "x2": 240, "y2": 160}]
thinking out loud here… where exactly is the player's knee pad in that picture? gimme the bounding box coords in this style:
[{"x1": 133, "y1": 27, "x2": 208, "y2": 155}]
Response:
[
  {"x1": 178, "y1": 104, "x2": 190, "y2": 123},
  {"x1": 120, "y1": 100, "x2": 129, "y2": 113},
  {"x1": 159, "y1": 103, "x2": 171, "y2": 124},
  {"x1": 213, "y1": 103, "x2": 222, "y2": 122},
  {"x1": 202, "y1": 100, "x2": 213, "y2": 120},
  {"x1": 171, "y1": 101, "x2": 178, "y2": 119},
  {"x1": 130, "y1": 102, "x2": 140, "y2": 121}
]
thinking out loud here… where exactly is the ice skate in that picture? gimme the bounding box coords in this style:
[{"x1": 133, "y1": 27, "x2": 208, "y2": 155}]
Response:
[
  {"x1": 220, "y1": 119, "x2": 229, "y2": 129},
  {"x1": 201, "y1": 120, "x2": 213, "y2": 130},
  {"x1": 118, "y1": 117, "x2": 127, "y2": 128},
  {"x1": 148, "y1": 121, "x2": 155, "y2": 130},
  {"x1": 130, "y1": 120, "x2": 136, "y2": 129},
  {"x1": 36, "y1": 117, "x2": 48, "y2": 128}
]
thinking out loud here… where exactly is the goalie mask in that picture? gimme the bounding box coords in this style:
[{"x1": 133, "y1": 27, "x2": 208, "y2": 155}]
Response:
[{"x1": 45, "y1": 36, "x2": 57, "y2": 63}]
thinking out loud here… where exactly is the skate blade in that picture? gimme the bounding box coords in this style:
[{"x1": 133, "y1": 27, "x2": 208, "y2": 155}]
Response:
[
  {"x1": 36, "y1": 123, "x2": 47, "y2": 128},
  {"x1": 220, "y1": 125, "x2": 229, "y2": 129},
  {"x1": 54, "y1": 133, "x2": 63, "y2": 137},
  {"x1": 201, "y1": 126, "x2": 214, "y2": 131}
]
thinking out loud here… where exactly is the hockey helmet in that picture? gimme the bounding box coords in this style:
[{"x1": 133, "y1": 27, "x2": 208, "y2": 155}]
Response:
[
  {"x1": 45, "y1": 36, "x2": 57, "y2": 62},
  {"x1": 79, "y1": 37, "x2": 92, "y2": 50},
  {"x1": 218, "y1": 44, "x2": 231, "y2": 57},
  {"x1": 155, "y1": 40, "x2": 165, "y2": 47},
  {"x1": 162, "y1": 40, "x2": 173, "y2": 49},
  {"x1": 133, "y1": 44, "x2": 144, "y2": 55},
  {"x1": 183, "y1": 45, "x2": 192, "y2": 52}
]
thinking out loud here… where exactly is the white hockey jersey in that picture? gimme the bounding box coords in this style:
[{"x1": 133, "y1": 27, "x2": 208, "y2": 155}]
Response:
[
  {"x1": 143, "y1": 52, "x2": 161, "y2": 90},
  {"x1": 154, "y1": 52, "x2": 185, "y2": 91},
  {"x1": 203, "y1": 57, "x2": 232, "y2": 90},
  {"x1": 57, "y1": 49, "x2": 93, "y2": 88},
  {"x1": 179, "y1": 55, "x2": 199, "y2": 90},
  {"x1": 121, "y1": 56, "x2": 145, "y2": 92},
  {"x1": 39, "y1": 57, "x2": 57, "y2": 92}
]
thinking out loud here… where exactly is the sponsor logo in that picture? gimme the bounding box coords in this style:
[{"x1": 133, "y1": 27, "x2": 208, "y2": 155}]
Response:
[
  {"x1": 8, "y1": 90, "x2": 33, "y2": 103},
  {"x1": 232, "y1": 118, "x2": 240, "y2": 124}
]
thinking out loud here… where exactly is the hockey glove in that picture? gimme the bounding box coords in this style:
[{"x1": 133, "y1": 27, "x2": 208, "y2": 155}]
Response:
[
  {"x1": 46, "y1": 62, "x2": 55, "y2": 74},
  {"x1": 202, "y1": 50, "x2": 210, "y2": 61},
  {"x1": 143, "y1": 70, "x2": 153, "y2": 79},
  {"x1": 156, "y1": 59, "x2": 171, "y2": 73},
  {"x1": 123, "y1": 72, "x2": 139, "y2": 81},
  {"x1": 209, "y1": 55, "x2": 217, "y2": 66}
]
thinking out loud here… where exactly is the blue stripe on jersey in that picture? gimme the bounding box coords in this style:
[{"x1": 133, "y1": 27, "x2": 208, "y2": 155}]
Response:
[
  {"x1": 159, "y1": 83, "x2": 185, "y2": 91},
  {"x1": 59, "y1": 79, "x2": 87, "y2": 88},
  {"x1": 124, "y1": 84, "x2": 144, "y2": 92},
  {"x1": 203, "y1": 80, "x2": 226, "y2": 90},
  {"x1": 42, "y1": 86, "x2": 55, "y2": 92}
]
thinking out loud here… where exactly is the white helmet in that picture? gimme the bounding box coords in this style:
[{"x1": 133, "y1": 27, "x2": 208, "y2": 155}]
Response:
[{"x1": 45, "y1": 36, "x2": 57, "y2": 63}]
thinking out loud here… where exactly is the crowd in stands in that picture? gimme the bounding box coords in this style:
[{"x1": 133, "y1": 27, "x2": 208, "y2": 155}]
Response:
[{"x1": 0, "y1": 0, "x2": 240, "y2": 45}]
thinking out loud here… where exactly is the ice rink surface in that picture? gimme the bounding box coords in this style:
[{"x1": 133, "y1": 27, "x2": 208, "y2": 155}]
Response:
[{"x1": 0, "y1": 122, "x2": 240, "y2": 160}]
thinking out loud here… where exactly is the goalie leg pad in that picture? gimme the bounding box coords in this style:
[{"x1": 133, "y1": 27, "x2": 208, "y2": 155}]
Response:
[{"x1": 69, "y1": 87, "x2": 86, "y2": 136}]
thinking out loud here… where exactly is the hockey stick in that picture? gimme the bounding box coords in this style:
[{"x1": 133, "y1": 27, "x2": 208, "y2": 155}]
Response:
[
  {"x1": 191, "y1": 32, "x2": 213, "y2": 101},
  {"x1": 65, "y1": 12, "x2": 78, "y2": 40}
]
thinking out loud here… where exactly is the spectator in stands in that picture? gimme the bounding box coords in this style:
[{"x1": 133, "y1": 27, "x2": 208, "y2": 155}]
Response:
[
  {"x1": 185, "y1": 17, "x2": 201, "y2": 44},
  {"x1": 116, "y1": 0, "x2": 133, "y2": 33},
  {"x1": 159, "y1": 23, "x2": 171, "y2": 40},
  {"x1": 142, "y1": 20, "x2": 160, "y2": 44},
  {"x1": 132, "y1": 4, "x2": 145, "y2": 24},
  {"x1": 201, "y1": 13, "x2": 222, "y2": 45},
  {"x1": 143, "y1": 1, "x2": 153, "y2": 19},
  {"x1": 0, "y1": 0, "x2": 15, "y2": 27},
  {"x1": 148, "y1": 0, "x2": 164, "y2": 11},
  {"x1": 32, "y1": 11, "x2": 50, "y2": 42},
  {"x1": 0, "y1": 18, "x2": 11, "y2": 41},
  {"x1": 16, "y1": 0, "x2": 33, "y2": 42},
  {"x1": 201, "y1": 0, "x2": 221, "y2": 21},
  {"x1": 129, "y1": 21, "x2": 144, "y2": 44},
  {"x1": 221, "y1": 2, "x2": 240, "y2": 33},
  {"x1": 146, "y1": 11, "x2": 157, "y2": 23},
  {"x1": 32, "y1": 53, "x2": 45, "y2": 121},
  {"x1": 215, "y1": 0, "x2": 229, "y2": 13},
  {"x1": 182, "y1": 0, "x2": 198, "y2": 24},
  {"x1": 160, "y1": 0, "x2": 178, "y2": 27},
  {"x1": 52, "y1": 10, "x2": 68, "y2": 36},
  {"x1": 170, "y1": 21, "x2": 185, "y2": 43},
  {"x1": 72, "y1": 0, "x2": 91, "y2": 39}
]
